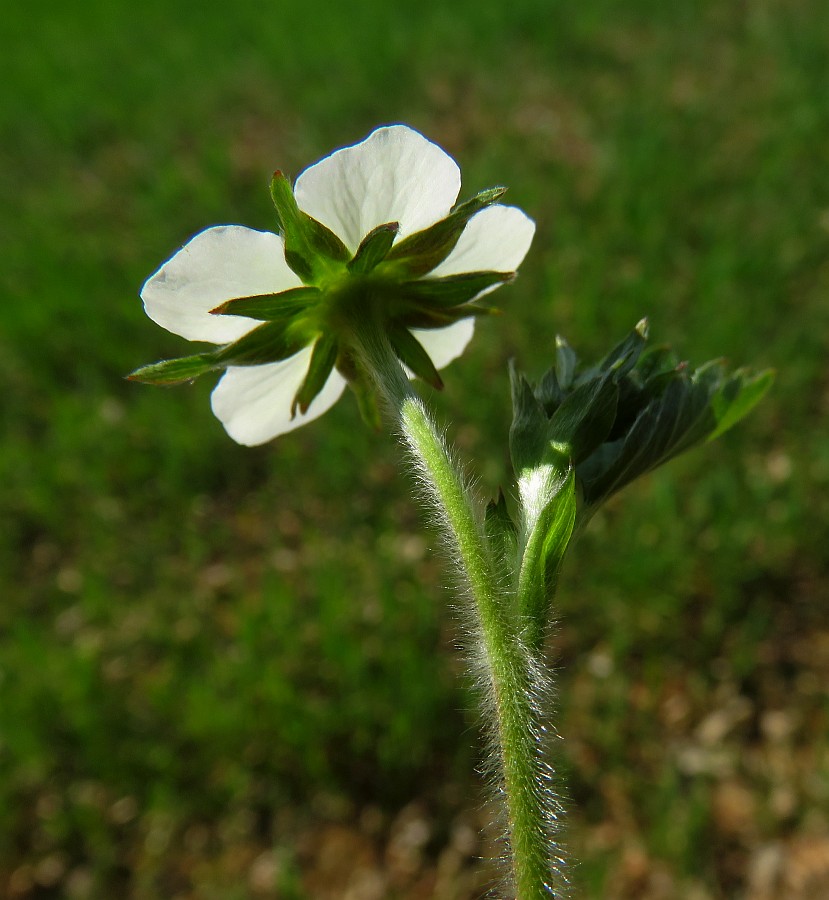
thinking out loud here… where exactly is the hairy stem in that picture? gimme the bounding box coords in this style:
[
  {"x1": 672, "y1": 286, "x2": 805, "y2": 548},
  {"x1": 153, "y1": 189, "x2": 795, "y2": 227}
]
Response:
[{"x1": 350, "y1": 321, "x2": 561, "y2": 898}]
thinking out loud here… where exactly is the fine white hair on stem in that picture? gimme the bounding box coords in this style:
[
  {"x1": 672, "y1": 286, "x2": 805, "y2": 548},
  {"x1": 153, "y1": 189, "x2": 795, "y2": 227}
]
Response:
[
  {"x1": 466, "y1": 622, "x2": 568, "y2": 898},
  {"x1": 398, "y1": 394, "x2": 568, "y2": 898},
  {"x1": 396, "y1": 401, "x2": 486, "y2": 598},
  {"x1": 350, "y1": 324, "x2": 567, "y2": 895}
]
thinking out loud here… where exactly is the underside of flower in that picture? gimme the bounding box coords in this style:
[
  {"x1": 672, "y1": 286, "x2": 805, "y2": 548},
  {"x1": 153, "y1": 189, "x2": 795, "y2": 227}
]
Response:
[{"x1": 131, "y1": 125, "x2": 535, "y2": 445}]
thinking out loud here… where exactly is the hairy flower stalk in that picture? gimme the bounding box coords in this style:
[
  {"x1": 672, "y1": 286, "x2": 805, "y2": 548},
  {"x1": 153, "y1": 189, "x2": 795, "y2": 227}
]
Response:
[{"x1": 349, "y1": 320, "x2": 564, "y2": 898}]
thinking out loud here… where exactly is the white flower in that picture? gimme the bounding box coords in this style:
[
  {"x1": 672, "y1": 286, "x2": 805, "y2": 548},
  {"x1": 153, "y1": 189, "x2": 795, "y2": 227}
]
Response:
[{"x1": 139, "y1": 125, "x2": 535, "y2": 445}]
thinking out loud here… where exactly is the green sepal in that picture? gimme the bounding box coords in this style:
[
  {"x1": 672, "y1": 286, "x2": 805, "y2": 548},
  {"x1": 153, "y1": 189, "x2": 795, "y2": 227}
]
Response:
[
  {"x1": 127, "y1": 317, "x2": 309, "y2": 384},
  {"x1": 210, "y1": 286, "x2": 321, "y2": 320},
  {"x1": 388, "y1": 325, "x2": 443, "y2": 390},
  {"x1": 347, "y1": 222, "x2": 399, "y2": 274},
  {"x1": 384, "y1": 186, "x2": 508, "y2": 276},
  {"x1": 399, "y1": 270, "x2": 513, "y2": 309},
  {"x1": 292, "y1": 333, "x2": 338, "y2": 416},
  {"x1": 127, "y1": 353, "x2": 218, "y2": 385},
  {"x1": 517, "y1": 467, "x2": 576, "y2": 652},
  {"x1": 212, "y1": 319, "x2": 309, "y2": 367},
  {"x1": 270, "y1": 172, "x2": 349, "y2": 282},
  {"x1": 399, "y1": 302, "x2": 498, "y2": 331},
  {"x1": 348, "y1": 376, "x2": 382, "y2": 430}
]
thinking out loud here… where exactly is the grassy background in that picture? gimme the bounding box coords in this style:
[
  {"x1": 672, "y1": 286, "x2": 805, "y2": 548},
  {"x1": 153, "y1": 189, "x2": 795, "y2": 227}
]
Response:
[{"x1": 2, "y1": 1, "x2": 828, "y2": 897}]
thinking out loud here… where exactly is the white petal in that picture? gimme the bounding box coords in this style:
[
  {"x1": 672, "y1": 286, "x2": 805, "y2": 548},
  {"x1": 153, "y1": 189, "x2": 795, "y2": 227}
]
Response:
[
  {"x1": 413, "y1": 319, "x2": 476, "y2": 372},
  {"x1": 430, "y1": 205, "x2": 536, "y2": 278},
  {"x1": 141, "y1": 225, "x2": 303, "y2": 344},
  {"x1": 294, "y1": 125, "x2": 461, "y2": 253},
  {"x1": 210, "y1": 347, "x2": 346, "y2": 446}
]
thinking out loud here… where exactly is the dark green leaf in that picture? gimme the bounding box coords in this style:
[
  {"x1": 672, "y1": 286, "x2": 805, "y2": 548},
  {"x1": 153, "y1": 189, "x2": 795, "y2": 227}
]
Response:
[
  {"x1": 547, "y1": 372, "x2": 620, "y2": 464},
  {"x1": 510, "y1": 322, "x2": 772, "y2": 531},
  {"x1": 708, "y1": 367, "x2": 775, "y2": 441},
  {"x1": 579, "y1": 374, "x2": 715, "y2": 507}
]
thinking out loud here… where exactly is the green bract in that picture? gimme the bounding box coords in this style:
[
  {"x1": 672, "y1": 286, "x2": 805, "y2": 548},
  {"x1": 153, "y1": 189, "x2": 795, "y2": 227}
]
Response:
[{"x1": 130, "y1": 125, "x2": 535, "y2": 445}]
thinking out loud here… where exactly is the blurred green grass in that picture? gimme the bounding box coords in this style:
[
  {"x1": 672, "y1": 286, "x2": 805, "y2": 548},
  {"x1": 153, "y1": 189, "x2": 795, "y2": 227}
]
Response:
[{"x1": 1, "y1": 1, "x2": 828, "y2": 897}]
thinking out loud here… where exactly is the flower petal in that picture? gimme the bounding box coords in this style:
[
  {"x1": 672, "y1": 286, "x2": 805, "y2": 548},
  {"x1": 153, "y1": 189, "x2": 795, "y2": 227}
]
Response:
[
  {"x1": 141, "y1": 225, "x2": 303, "y2": 344},
  {"x1": 413, "y1": 319, "x2": 476, "y2": 371},
  {"x1": 429, "y1": 205, "x2": 536, "y2": 278},
  {"x1": 294, "y1": 125, "x2": 461, "y2": 253},
  {"x1": 210, "y1": 347, "x2": 346, "y2": 445}
]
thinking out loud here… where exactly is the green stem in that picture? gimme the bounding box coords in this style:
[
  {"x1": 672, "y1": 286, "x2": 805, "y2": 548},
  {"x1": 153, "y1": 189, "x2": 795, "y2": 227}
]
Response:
[{"x1": 350, "y1": 322, "x2": 560, "y2": 898}]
